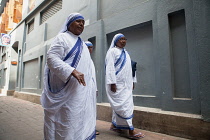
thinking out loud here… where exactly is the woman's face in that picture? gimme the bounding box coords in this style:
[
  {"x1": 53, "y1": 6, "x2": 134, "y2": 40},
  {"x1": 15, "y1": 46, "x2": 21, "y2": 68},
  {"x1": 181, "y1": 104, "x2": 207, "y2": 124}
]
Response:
[
  {"x1": 88, "y1": 46, "x2": 93, "y2": 54},
  {"x1": 116, "y1": 37, "x2": 127, "y2": 48},
  {"x1": 68, "y1": 19, "x2": 85, "y2": 35}
]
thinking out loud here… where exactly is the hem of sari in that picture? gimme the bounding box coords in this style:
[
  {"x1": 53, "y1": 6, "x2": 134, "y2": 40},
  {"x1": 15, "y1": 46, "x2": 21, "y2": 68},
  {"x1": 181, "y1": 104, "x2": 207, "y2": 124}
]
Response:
[
  {"x1": 85, "y1": 130, "x2": 96, "y2": 140},
  {"x1": 112, "y1": 121, "x2": 134, "y2": 130},
  {"x1": 115, "y1": 112, "x2": 134, "y2": 120}
]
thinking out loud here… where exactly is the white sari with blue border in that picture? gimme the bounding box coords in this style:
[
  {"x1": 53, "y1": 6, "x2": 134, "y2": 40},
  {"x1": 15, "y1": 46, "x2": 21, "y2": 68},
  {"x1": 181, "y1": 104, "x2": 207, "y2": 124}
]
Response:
[
  {"x1": 41, "y1": 31, "x2": 96, "y2": 140},
  {"x1": 105, "y1": 46, "x2": 136, "y2": 130}
]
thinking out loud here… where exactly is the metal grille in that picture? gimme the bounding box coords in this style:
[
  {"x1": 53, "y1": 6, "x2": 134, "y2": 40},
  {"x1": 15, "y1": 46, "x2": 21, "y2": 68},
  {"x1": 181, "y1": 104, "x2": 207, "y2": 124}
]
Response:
[
  {"x1": 28, "y1": 20, "x2": 34, "y2": 34},
  {"x1": 40, "y1": 0, "x2": 62, "y2": 24}
]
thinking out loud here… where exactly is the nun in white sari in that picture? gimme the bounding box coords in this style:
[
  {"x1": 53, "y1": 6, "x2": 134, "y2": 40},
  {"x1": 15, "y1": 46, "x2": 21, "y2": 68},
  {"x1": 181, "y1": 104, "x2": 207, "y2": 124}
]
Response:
[
  {"x1": 85, "y1": 41, "x2": 100, "y2": 135},
  {"x1": 105, "y1": 33, "x2": 145, "y2": 139},
  {"x1": 41, "y1": 13, "x2": 96, "y2": 140}
]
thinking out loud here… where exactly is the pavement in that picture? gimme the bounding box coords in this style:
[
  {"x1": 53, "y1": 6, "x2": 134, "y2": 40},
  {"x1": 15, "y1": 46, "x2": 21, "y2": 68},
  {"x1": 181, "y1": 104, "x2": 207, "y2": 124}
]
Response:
[{"x1": 0, "y1": 96, "x2": 188, "y2": 140}]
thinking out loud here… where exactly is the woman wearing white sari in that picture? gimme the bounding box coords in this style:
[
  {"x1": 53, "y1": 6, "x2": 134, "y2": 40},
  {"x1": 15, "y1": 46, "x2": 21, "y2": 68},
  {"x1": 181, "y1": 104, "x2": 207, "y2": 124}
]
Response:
[
  {"x1": 41, "y1": 13, "x2": 96, "y2": 140},
  {"x1": 105, "y1": 33, "x2": 145, "y2": 139},
  {"x1": 85, "y1": 41, "x2": 100, "y2": 136}
]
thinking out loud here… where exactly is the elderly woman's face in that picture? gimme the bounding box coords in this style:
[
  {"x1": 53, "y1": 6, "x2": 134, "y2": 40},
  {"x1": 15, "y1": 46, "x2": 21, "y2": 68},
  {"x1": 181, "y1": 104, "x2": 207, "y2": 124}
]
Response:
[
  {"x1": 88, "y1": 46, "x2": 93, "y2": 54},
  {"x1": 116, "y1": 37, "x2": 127, "y2": 48},
  {"x1": 68, "y1": 19, "x2": 85, "y2": 35}
]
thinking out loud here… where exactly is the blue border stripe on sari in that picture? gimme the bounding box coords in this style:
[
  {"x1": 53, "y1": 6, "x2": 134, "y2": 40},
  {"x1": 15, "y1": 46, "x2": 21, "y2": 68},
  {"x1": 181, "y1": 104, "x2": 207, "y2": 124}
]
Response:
[
  {"x1": 71, "y1": 38, "x2": 82, "y2": 67},
  {"x1": 115, "y1": 49, "x2": 126, "y2": 75},
  {"x1": 63, "y1": 37, "x2": 81, "y2": 62},
  {"x1": 114, "y1": 51, "x2": 123, "y2": 67},
  {"x1": 85, "y1": 130, "x2": 96, "y2": 140},
  {"x1": 112, "y1": 121, "x2": 134, "y2": 130},
  {"x1": 115, "y1": 112, "x2": 134, "y2": 120}
]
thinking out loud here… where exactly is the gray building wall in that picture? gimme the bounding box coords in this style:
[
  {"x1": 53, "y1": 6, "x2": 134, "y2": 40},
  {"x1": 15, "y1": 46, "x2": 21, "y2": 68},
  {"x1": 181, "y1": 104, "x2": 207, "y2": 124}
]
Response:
[
  {"x1": 5, "y1": 0, "x2": 209, "y2": 121},
  {"x1": 193, "y1": 0, "x2": 210, "y2": 122},
  {"x1": 0, "y1": 36, "x2": 18, "y2": 95}
]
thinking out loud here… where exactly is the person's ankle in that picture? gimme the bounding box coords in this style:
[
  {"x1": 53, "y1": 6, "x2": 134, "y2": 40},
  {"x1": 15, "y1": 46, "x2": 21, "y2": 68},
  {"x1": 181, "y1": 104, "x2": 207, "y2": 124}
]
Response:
[
  {"x1": 111, "y1": 124, "x2": 116, "y2": 128},
  {"x1": 129, "y1": 130, "x2": 135, "y2": 135}
]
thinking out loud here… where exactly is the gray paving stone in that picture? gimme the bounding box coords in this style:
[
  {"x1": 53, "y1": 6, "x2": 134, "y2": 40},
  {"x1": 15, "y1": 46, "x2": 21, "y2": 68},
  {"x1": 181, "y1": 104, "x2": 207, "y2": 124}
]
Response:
[{"x1": 0, "y1": 96, "x2": 189, "y2": 140}]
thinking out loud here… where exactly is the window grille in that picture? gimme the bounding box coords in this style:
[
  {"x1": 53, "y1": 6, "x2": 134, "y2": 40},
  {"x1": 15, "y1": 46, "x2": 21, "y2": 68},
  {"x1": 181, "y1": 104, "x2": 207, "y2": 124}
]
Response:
[
  {"x1": 28, "y1": 19, "x2": 34, "y2": 34},
  {"x1": 40, "y1": 0, "x2": 62, "y2": 24}
]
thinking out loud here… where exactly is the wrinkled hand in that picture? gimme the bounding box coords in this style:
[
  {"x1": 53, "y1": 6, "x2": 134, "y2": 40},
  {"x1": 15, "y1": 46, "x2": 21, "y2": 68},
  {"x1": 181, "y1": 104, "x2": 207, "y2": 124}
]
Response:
[
  {"x1": 71, "y1": 69, "x2": 86, "y2": 86},
  {"x1": 111, "y1": 84, "x2": 117, "y2": 92}
]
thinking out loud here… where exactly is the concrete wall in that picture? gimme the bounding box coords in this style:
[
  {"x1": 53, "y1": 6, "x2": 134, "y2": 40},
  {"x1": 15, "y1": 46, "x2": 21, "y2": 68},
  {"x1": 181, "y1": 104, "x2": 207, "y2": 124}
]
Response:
[
  {"x1": 4, "y1": 0, "x2": 209, "y2": 122},
  {"x1": 193, "y1": 0, "x2": 210, "y2": 122}
]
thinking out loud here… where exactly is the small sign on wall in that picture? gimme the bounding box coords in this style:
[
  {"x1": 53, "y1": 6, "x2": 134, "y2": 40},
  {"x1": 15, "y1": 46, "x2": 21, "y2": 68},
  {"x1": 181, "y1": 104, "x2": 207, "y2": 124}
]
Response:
[
  {"x1": 0, "y1": 33, "x2": 11, "y2": 46},
  {"x1": 11, "y1": 59, "x2": 17, "y2": 65}
]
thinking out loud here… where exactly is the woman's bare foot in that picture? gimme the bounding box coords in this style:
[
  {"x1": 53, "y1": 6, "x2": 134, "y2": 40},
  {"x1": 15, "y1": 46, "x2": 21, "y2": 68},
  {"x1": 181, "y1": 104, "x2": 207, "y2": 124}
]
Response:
[
  {"x1": 128, "y1": 129, "x2": 145, "y2": 139},
  {"x1": 96, "y1": 130, "x2": 100, "y2": 135},
  {"x1": 110, "y1": 124, "x2": 116, "y2": 129}
]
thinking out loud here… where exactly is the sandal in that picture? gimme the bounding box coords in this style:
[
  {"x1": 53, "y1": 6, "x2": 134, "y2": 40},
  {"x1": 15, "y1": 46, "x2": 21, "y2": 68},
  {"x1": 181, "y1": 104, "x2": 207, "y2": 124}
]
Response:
[{"x1": 128, "y1": 132, "x2": 145, "y2": 139}]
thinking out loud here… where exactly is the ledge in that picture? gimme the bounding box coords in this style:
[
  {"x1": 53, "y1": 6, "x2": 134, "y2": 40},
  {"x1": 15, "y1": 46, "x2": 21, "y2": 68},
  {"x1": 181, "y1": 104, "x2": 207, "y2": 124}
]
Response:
[
  {"x1": 97, "y1": 103, "x2": 210, "y2": 140},
  {"x1": 13, "y1": 91, "x2": 41, "y2": 105}
]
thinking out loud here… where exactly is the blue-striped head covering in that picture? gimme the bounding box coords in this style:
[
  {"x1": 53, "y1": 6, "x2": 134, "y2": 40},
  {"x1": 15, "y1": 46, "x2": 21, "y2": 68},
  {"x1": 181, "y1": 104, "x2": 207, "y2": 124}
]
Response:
[
  {"x1": 59, "y1": 13, "x2": 84, "y2": 33},
  {"x1": 114, "y1": 34, "x2": 125, "y2": 46},
  {"x1": 109, "y1": 33, "x2": 125, "y2": 50},
  {"x1": 85, "y1": 41, "x2": 93, "y2": 48},
  {"x1": 105, "y1": 33, "x2": 126, "y2": 70}
]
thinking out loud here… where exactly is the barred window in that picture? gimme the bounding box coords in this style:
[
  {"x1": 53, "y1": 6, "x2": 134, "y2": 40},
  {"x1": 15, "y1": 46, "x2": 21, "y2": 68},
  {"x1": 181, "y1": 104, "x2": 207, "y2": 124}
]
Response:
[
  {"x1": 28, "y1": 19, "x2": 34, "y2": 34},
  {"x1": 40, "y1": 0, "x2": 62, "y2": 24}
]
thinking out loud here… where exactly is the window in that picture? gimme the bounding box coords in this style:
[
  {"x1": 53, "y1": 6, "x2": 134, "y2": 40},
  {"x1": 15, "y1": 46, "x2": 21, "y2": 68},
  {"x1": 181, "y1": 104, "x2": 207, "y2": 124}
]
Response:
[
  {"x1": 40, "y1": 0, "x2": 62, "y2": 24},
  {"x1": 168, "y1": 9, "x2": 191, "y2": 98},
  {"x1": 28, "y1": 19, "x2": 34, "y2": 34}
]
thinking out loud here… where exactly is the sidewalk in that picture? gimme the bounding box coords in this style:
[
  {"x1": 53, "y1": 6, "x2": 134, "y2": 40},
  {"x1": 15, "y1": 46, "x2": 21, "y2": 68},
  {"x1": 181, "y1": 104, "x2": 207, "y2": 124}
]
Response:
[{"x1": 0, "y1": 96, "x2": 188, "y2": 140}]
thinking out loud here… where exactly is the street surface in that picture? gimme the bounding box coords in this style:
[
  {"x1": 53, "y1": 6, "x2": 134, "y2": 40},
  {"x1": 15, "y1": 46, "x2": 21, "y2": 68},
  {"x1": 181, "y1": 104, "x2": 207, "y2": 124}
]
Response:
[{"x1": 0, "y1": 96, "x2": 188, "y2": 140}]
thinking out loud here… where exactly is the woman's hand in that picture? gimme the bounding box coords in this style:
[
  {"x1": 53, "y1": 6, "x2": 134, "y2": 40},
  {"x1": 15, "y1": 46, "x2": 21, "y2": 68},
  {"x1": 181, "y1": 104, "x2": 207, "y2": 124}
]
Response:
[
  {"x1": 111, "y1": 84, "x2": 117, "y2": 92},
  {"x1": 71, "y1": 69, "x2": 86, "y2": 86}
]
